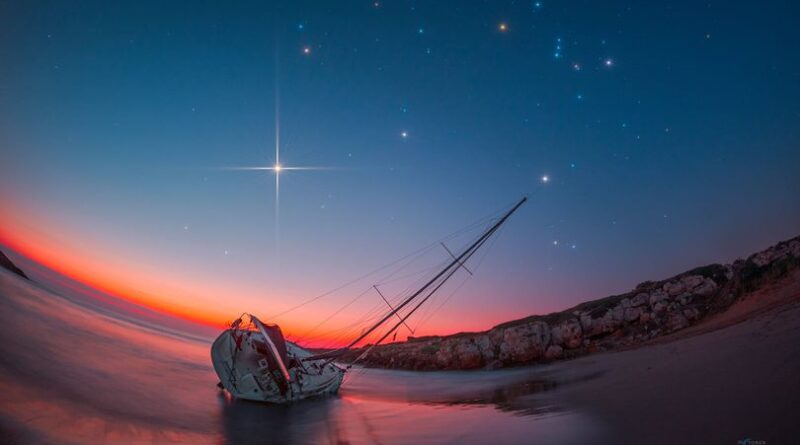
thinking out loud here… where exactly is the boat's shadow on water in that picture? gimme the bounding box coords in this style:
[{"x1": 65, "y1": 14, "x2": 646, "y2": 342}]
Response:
[
  {"x1": 218, "y1": 368, "x2": 606, "y2": 444},
  {"x1": 219, "y1": 394, "x2": 344, "y2": 445}
]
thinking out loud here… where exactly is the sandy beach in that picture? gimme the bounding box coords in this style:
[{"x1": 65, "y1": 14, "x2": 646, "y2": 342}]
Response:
[{"x1": 539, "y1": 270, "x2": 800, "y2": 444}]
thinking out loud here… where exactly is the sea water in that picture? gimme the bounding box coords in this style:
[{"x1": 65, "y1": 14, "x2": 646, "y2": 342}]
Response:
[{"x1": 0, "y1": 269, "x2": 605, "y2": 444}]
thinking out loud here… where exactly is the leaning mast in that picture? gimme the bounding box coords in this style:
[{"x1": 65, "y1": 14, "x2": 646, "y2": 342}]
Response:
[{"x1": 305, "y1": 196, "x2": 527, "y2": 362}]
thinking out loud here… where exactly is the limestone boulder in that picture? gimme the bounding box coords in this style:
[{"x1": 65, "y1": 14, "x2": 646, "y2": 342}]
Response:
[
  {"x1": 680, "y1": 275, "x2": 704, "y2": 290},
  {"x1": 663, "y1": 281, "x2": 685, "y2": 296},
  {"x1": 683, "y1": 307, "x2": 701, "y2": 321},
  {"x1": 545, "y1": 345, "x2": 563, "y2": 359},
  {"x1": 551, "y1": 318, "x2": 583, "y2": 349},
  {"x1": 649, "y1": 290, "x2": 669, "y2": 307},
  {"x1": 666, "y1": 313, "x2": 689, "y2": 332},
  {"x1": 624, "y1": 307, "x2": 641, "y2": 322},
  {"x1": 498, "y1": 321, "x2": 551, "y2": 363},
  {"x1": 692, "y1": 278, "x2": 718, "y2": 297},
  {"x1": 631, "y1": 292, "x2": 649, "y2": 307},
  {"x1": 475, "y1": 334, "x2": 495, "y2": 360}
]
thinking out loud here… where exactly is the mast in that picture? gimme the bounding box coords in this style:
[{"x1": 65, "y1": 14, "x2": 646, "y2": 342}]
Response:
[{"x1": 304, "y1": 196, "x2": 526, "y2": 362}]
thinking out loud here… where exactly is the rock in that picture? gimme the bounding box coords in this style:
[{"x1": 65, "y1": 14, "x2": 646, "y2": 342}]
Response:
[
  {"x1": 683, "y1": 307, "x2": 701, "y2": 321},
  {"x1": 631, "y1": 292, "x2": 649, "y2": 307},
  {"x1": 345, "y1": 235, "x2": 800, "y2": 371},
  {"x1": 790, "y1": 240, "x2": 800, "y2": 257},
  {"x1": 624, "y1": 307, "x2": 641, "y2": 322},
  {"x1": 0, "y1": 251, "x2": 28, "y2": 280},
  {"x1": 692, "y1": 278, "x2": 718, "y2": 296},
  {"x1": 677, "y1": 293, "x2": 692, "y2": 305},
  {"x1": 552, "y1": 318, "x2": 583, "y2": 349},
  {"x1": 666, "y1": 313, "x2": 689, "y2": 332},
  {"x1": 545, "y1": 345, "x2": 563, "y2": 359},
  {"x1": 579, "y1": 313, "x2": 593, "y2": 332},
  {"x1": 498, "y1": 321, "x2": 551, "y2": 363},
  {"x1": 724, "y1": 265, "x2": 734, "y2": 280},
  {"x1": 612, "y1": 305, "x2": 625, "y2": 322},
  {"x1": 454, "y1": 341, "x2": 482, "y2": 368},
  {"x1": 475, "y1": 335, "x2": 495, "y2": 360},
  {"x1": 649, "y1": 290, "x2": 669, "y2": 307},
  {"x1": 680, "y1": 275, "x2": 704, "y2": 290},
  {"x1": 663, "y1": 281, "x2": 685, "y2": 296},
  {"x1": 587, "y1": 311, "x2": 619, "y2": 337},
  {"x1": 436, "y1": 339, "x2": 483, "y2": 369}
]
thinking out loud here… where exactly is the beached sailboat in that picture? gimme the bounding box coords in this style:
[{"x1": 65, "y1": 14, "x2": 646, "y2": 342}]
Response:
[{"x1": 211, "y1": 197, "x2": 526, "y2": 403}]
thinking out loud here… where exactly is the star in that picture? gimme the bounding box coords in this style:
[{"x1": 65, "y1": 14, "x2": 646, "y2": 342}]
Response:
[
  {"x1": 572, "y1": 63, "x2": 581, "y2": 71},
  {"x1": 222, "y1": 70, "x2": 331, "y2": 257},
  {"x1": 553, "y1": 240, "x2": 559, "y2": 246},
  {"x1": 303, "y1": 46, "x2": 311, "y2": 55},
  {"x1": 604, "y1": 58, "x2": 614, "y2": 67},
  {"x1": 401, "y1": 130, "x2": 409, "y2": 138},
  {"x1": 541, "y1": 175, "x2": 549, "y2": 183},
  {"x1": 498, "y1": 23, "x2": 508, "y2": 32}
]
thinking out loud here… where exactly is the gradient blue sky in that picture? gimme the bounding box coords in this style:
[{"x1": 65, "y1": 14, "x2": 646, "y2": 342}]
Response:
[{"x1": 1, "y1": 1, "x2": 799, "y2": 341}]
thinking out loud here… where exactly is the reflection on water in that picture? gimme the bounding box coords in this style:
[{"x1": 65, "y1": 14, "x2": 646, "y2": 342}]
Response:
[{"x1": 0, "y1": 270, "x2": 605, "y2": 444}]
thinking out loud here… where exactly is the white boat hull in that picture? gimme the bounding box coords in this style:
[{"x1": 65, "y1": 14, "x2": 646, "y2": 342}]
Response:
[{"x1": 211, "y1": 328, "x2": 345, "y2": 404}]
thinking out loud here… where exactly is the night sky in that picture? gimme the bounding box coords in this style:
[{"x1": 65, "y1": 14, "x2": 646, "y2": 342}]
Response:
[{"x1": 1, "y1": 1, "x2": 799, "y2": 344}]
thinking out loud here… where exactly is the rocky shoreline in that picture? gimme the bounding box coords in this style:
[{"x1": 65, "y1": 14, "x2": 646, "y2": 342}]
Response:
[{"x1": 341, "y1": 235, "x2": 800, "y2": 370}]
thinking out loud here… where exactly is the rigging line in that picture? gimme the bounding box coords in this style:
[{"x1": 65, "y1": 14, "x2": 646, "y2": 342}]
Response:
[
  {"x1": 314, "y1": 255, "x2": 452, "y2": 343},
  {"x1": 266, "y1": 242, "x2": 439, "y2": 320},
  {"x1": 379, "y1": 257, "x2": 451, "y2": 311},
  {"x1": 274, "y1": 225, "x2": 467, "y2": 325},
  {"x1": 413, "y1": 222, "x2": 505, "y2": 332},
  {"x1": 302, "y1": 301, "x2": 397, "y2": 345},
  {"x1": 305, "y1": 306, "x2": 393, "y2": 347},
  {"x1": 335, "y1": 197, "x2": 526, "y2": 355},
  {"x1": 297, "y1": 285, "x2": 374, "y2": 341},
  {"x1": 268, "y1": 202, "x2": 509, "y2": 320},
  {"x1": 373, "y1": 261, "x2": 446, "y2": 287},
  {"x1": 362, "y1": 223, "x2": 488, "y2": 308},
  {"x1": 305, "y1": 221, "x2": 489, "y2": 348},
  {"x1": 374, "y1": 285, "x2": 414, "y2": 333},
  {"x1": 350, "y1": 202, "x2": 520, "y2": 364},
  {"x1": 352, "y1": 244, "x2": 478, "y2": 364},
  {"x1": 346, "y1": 203, "x2": 528, "y2": 361}
]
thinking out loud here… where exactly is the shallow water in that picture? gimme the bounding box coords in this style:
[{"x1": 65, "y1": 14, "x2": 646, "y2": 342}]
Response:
[{"x1": 0, "y1": 270, "x2": 606, "y2": 444}]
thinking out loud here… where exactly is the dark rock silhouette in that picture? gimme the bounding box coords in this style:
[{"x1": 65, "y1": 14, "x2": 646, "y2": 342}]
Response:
[{"x1": 0, "y1": 250, "x2": 27, "y2": 280}]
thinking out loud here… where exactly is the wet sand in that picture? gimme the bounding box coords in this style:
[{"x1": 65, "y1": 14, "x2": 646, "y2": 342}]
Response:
[{"x1": 0, "y1": 267, "x2": 798, "y2": 444}]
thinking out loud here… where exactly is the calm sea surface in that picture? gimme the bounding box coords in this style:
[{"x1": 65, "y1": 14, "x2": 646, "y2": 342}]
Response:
[{"x1": 0, "y1": 270, "x2": 606, "y2": 444}]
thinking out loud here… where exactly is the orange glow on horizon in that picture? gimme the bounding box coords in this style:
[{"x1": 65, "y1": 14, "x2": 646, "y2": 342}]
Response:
[{"x1": 0, "y1": 197, "x2": 513, "y2": 348}]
